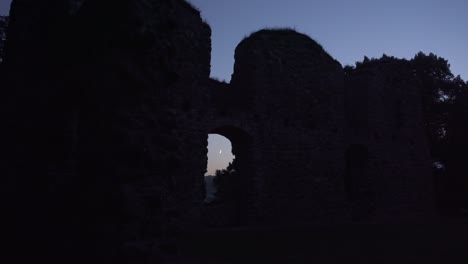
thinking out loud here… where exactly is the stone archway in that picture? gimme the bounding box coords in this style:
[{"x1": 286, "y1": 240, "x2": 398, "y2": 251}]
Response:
[
  {"x1": 211, "y1": 126, "x2": 252, "y2": 159},
  {"x1": 203, "y1": 125, "x2": 255, "y2": 226}
]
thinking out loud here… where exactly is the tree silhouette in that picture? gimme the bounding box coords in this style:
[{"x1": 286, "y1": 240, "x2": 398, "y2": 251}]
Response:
[
  {"x1": 351, "y1": 53, "x2": 468, "y2": 215},
  {"x1": 409, "y1": 52, "x2": 468, "y2": 214},
  {"x1": 212, "y1": 161, "x2": 240, "y2": 204},
  {"x1": 411, "y1": 53, "x2": 456, "y2": 161}
]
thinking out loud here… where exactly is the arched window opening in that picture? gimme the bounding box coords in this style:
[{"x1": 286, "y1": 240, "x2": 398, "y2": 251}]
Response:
[
  {"x1": 203, "y1": 126, "x2": 254, "y2": 226},
  {"x1": 204, "y1": 134, "x2": 235, "y2": 203}
]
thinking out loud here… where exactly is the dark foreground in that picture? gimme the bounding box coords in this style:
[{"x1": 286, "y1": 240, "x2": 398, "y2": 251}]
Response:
[{"x1": 177, "y1": 220, "x2": 468, "y2": 263}]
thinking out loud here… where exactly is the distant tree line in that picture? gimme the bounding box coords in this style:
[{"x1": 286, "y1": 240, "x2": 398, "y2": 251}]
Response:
[
  {"x1": 347, "y1": 52, "x2": 468, "y2": 215},
  {"x1": 208, "y1": 161, "x2": 239, "y2": 205}
]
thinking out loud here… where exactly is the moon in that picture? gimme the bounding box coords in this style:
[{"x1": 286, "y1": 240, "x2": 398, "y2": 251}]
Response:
[{"x1": 219, "y1": 149, "x2": 222, "y2": 154}]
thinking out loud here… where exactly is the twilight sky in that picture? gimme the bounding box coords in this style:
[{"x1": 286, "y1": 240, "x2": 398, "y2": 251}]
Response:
[
  {"x1": 189, "y1": 0, "x2": 467, "y2": 81},
  {"x1": 206, "y1": 134, "x2": 235, "y2": 176},
  {"x1": 0, "y1": 1, "x2": 8, "y2": 15}
]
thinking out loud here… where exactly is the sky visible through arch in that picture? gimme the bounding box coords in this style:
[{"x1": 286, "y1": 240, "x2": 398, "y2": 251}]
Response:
[
  {"x1": 1, "y1": 0, "x2": 467, "y2": 174},
  {"x1": 205, "y1": 134, "x2": 235, "y2": 176}
]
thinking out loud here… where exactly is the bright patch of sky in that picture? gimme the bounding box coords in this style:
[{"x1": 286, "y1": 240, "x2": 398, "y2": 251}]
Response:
[{"x1": 205, "y1": 134, "x2": 235, "y2": 176}]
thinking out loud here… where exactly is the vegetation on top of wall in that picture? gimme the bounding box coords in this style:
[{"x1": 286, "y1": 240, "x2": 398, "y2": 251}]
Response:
[
  {"x1": 237, "y1": 27, "x2": 333, "y2": 65},
  {"x1": 253, "y1": 26, "x2": 298, "y2": 34}
]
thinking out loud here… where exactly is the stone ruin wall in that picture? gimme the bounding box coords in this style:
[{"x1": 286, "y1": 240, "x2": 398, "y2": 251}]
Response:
[
  {"x1": 1, "y1": 0, "x2": 435, "y2": 262},
  {"x1": 346, "y1": 63, "x2": 434, "y2": 221},
  {"x1": 229, "y1": 29, "x2": 348, "y2": 224}
]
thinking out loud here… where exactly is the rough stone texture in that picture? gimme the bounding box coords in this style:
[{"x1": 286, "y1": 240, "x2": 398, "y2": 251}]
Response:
[
  {"x1": 2, "y1": 0, "x2": 435, "y2": 262},
  {"x1": 229, "y1": 29, "x2": 348, "y2": 224},
  {"x1": 345, "y1": 61, "x2": 435, "y2": 221},
  {"x1": 2, "y1": 0, "x2": 212, "y2": 263}
]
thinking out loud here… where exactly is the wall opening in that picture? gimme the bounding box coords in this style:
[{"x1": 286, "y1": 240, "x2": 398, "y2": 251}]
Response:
[
  {"x1": 203, "y1": 126, "x2": 254, "y2": 226},
  {"x1": 204, "y1": 134, "x2": 235, "y2": 203}
]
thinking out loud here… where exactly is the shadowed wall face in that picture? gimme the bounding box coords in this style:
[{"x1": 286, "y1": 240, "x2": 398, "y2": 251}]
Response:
[
  {"x1": 229, "y1": 29, "x2": 348, "y2": 223},
  {"x1": 2, "y1": 0, "x2": 212, "y2": 262},
  {"x1": 345, "y1": 61, "x2": 434, "y2": 220}
]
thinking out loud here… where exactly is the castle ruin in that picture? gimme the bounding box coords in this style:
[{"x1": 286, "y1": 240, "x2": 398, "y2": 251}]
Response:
[{"x1": 1, "y1": 0, "x2": 435, "y2": 262}]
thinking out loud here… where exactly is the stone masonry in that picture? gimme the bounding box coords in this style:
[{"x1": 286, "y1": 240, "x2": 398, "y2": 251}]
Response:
[{"x1": 1, "y1": 0, "x2": 434, "y2": 262}]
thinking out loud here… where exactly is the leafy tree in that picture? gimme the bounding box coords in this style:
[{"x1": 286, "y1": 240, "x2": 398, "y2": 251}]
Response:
[
  {"x1": 409, "y1": 52, "x2": 468, "y2": 213},
  {"x1": 411, "y1": 52, "x2": 456, "y2": 161},
  {"x1": 352, "y1": 52, "x2": 468, "y2": 214},
  {"x1": 212, "y1": 161, "x2": 239, "y2": 204}
]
